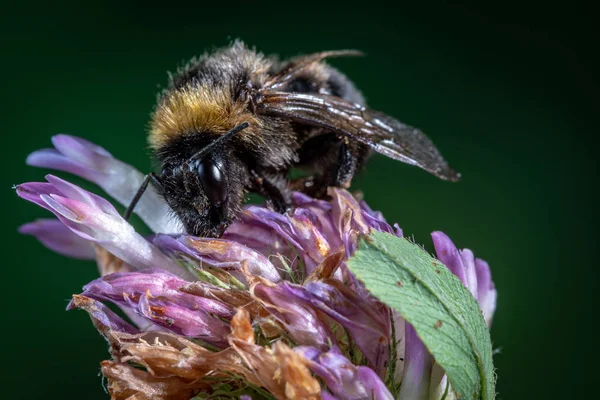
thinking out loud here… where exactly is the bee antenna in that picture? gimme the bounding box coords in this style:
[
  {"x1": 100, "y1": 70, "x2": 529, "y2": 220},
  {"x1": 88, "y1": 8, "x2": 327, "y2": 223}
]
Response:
[{"x1": 188, "y1": 122, "x2": 250, "y2": 162}]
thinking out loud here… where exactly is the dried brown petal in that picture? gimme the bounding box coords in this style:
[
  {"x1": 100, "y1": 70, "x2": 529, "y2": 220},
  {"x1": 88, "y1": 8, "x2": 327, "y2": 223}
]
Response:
[
  {"x1": 272, "y1": 341, "x2": 322, "y2": 400},
  {"x1": 101, "y1": 360, "x2": 207, "y2": 400},
  {"x1": 304, "y1": 250, "x2": 345, "y2": 283},
  {"x1": 74, "y1": 296, "x2": 321, "y2": 399},
  {"x1": 230, "y1": 309, "x2": 321, "y2": 400},
  {"x1": 231, "y1": 308, "x2": 255, "y2": 344}
]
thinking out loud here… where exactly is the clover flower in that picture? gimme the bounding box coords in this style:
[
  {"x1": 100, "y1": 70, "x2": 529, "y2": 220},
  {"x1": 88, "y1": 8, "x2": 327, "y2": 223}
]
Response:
[{"x1": 17, "y1": 135, "x2": 497, "y2": 400}]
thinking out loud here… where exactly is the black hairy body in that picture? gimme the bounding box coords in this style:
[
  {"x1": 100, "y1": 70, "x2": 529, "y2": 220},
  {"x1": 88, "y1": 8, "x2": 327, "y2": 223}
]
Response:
[{"x1": 141, "y1": 41, "x2": 459, "y2": 237}]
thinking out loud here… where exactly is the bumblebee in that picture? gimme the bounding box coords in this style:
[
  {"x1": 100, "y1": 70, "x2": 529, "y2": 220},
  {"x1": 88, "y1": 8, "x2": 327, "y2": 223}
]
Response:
[{"x1": 124, "y1": 41, "x2": 460, "y2": 237}]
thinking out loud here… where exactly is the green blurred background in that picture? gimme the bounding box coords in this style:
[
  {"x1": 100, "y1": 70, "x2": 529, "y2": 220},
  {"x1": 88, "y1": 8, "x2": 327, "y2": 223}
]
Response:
[{"x1": 2, "y1": 1, "x2": 597, "y2": 399}]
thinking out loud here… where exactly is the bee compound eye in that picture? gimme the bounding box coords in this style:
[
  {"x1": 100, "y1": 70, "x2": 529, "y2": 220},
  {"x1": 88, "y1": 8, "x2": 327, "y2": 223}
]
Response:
[{"x1": 197, "y1": 159, "x2": 228, "y2": 207}]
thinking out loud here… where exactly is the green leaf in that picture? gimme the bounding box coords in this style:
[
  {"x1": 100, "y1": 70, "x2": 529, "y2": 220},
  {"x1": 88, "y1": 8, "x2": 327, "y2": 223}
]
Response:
[{"x1": 347, "y1": 231, "x2": 495, "y2": 400}]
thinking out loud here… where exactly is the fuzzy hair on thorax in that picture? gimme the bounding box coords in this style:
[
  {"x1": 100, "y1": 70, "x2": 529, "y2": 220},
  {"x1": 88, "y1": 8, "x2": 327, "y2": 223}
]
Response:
[{"x1": 148, "y1": 42, "x2": 271, "y2": 152}]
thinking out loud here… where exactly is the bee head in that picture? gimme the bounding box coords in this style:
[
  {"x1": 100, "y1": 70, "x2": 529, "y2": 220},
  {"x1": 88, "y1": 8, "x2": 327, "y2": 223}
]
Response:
[
  {"x1": 160, "y1": 154, "x2": 229, "y2": 237},
  {"x1": 158, "y1": 123, "x2": 250, "y2": 237}
]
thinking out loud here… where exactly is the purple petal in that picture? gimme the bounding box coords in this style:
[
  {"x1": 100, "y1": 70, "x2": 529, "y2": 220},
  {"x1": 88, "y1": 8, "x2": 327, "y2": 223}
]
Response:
[
  {"x1": 52, "y1": 134, "x2": 113, "y2": 167},
  {"x1": 46, "y1": 174, "x2": 120, "y2": 217},
  {"x1": 356, "y1": 367, "x2": 394, "y2": 400},
  {"x1": 329, "y1": 188, "x2": 370, "y2": 238},
  {"x1": 67, "y1": 295, "x2": 139, "y2": 335},
  {"x1": 298, "y1": 347, "x2": 362, "y2": 398},
  {"x1": 361, "y1": 212, "x2": 395, "y2": 234},
  {"x1": 292, "y1": 191, "x2": 332, "y2": 210},
  {"x1": 360, "y1": 200, "x2": 396, "y2": 235},
  {"x1": 392, "y1": 312, "x2": 406, "y2": 383},
  {"x1": 17, "y1": 182, "x2": 95, "y2": 241},
  {"x1": 27, "y1": 135, "x2": 182, "y2": 233},
  {"x1": 225, "y1": 192, "x2": 367, "y2": 281},
  {"x1": 83, "y1": 269, "x2": 192, "y2": 297},
  {"x1": 292, "y1": 192, "x2": 342, "y2": 249},
  {"x1": 154, "y1": 234, "x2": 281, "y2": 283},
  {"x1": 18, "y1": 218, "x2": 95, "y2": 259},
  {"x1": 81, "y1": 269, "x2": 233, "y2": 346},
  {"x1": 475, "y1": 258, "x2": 497, "y2": 326},
  {"x1": 285, "y1": 281, "x2": 390, "y2": 376},
  {"x1": 432, "y1": 231, "x2": 497, "y2": 320},
  {"x1": 232, "y1": 205, "x2": 338, "y2": 277},
  {"x1": 398, "y1": 324, "x2": 434, "y2": 400},
  {"x1": 297, "y1": 347, "x2": 392, "y2": 400},
  {"x1": 394, "y1": 223, "x2": 403, "y2": 237},
  {"x1": 289, "y1": 209, "x2": 333, "y2": 274},
  {"x1": 459, "y1": 249, "x2": 478, "y2": 298},
  {"x1": 223, "y1": 219, "x2": 301, "y2": 278},
  {"x1": 27, "y1": 148, "x2": 104, "y2": 182},
  {"x1": 252, "y1": 283, "x2": 334, "y2": 349},
  {"x1": 431, "y1": 231, "x2": 468, "y2": 287},
  {"x1": 241, "y1": 206, "x2": 304, "y2": 250},
  {"x1": 224, "y1": 218, "x2": 291, "y2": 255},
  {"x1": 17, "y1": 177, "x2": 191, "y2": 279},
  {"x1": 359, "y1": 200, "x2": 386, "y2": 222},
  {"x1": 137, "y1": 291, "x2": 230, "y2": 344},
  {"x1": 15, "y1": 182, "x2": 56, "y2": 209},
  {"x1": 327, "y1": 190, "x2": 374, "y2": 279}
]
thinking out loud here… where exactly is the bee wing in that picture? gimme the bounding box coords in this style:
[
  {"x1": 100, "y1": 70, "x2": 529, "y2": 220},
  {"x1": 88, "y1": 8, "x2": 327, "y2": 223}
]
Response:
[
  {"x1": 265, "y1": 50, "x2": 364, "y2": 90},
  {"x1": 257, "y1": 91, "x2": 460, "y2": 181}
]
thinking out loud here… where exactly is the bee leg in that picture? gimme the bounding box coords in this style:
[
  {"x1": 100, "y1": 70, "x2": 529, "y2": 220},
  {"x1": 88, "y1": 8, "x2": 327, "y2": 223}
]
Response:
[
  {"x1": 249, "y1": 169, "x2": 292, "y2": 214},
  {"x1": 334, "y1": 138, "x2": 360, "y2": 188},
  {"x1": 293, "y1": 137, "x2": 370, "y2": 197},
  {"x1": 123, "y1": 172, "x2": 162, "y2": 221}
]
